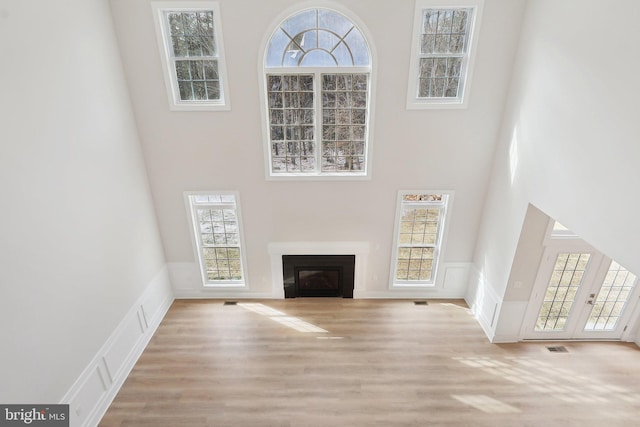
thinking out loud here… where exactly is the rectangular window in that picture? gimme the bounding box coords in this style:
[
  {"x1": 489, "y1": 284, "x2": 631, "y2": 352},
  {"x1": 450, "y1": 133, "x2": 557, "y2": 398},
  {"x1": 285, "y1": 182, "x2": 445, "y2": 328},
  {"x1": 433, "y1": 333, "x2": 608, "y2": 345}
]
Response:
[
  {"x1": 152, "y1": 1, "x2": 230, "y2": 111},
  {"x1": 186, "y1": 193, "x2": 247, "y2": 287},
  {"x1": 321, "y1": 74, "x2": 368, "y2": 173},
  {"x1": 407, "y1": 0, "x2": 483, "y2": 109},
  {"x1": 391, "y1": 192, "x2": 450, "y2": 287},
  {"x1": 267, "y1": 74, "x2": 316, "y2": 173},
  {"x1": 266, "y1": 72, "x2": 369, "y2": 176}
]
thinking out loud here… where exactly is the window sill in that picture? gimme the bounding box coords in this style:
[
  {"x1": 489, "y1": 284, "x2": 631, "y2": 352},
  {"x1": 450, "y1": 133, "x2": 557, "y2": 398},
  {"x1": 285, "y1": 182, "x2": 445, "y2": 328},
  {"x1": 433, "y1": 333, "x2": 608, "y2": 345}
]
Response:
[
  {"x1": 203, "y1": 281, "x2": 246, "y2": 288},
  {"x1": 168, "y1": 102, "x2": 231, "y2": 112},
  {"x1": 266, "y1": 172, "x2": 371, "y2": 181},
  {"x1": 391, "y1": 283, "x2": 437, "y2": 289},
  {"x1": 406, "y1": 98, "x2": 468, "y2": 110}
]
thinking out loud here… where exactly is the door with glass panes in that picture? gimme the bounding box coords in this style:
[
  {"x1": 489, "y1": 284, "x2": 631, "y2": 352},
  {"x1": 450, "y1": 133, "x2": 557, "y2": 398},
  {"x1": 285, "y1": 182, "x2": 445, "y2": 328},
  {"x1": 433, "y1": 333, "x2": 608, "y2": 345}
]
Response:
[{"x1": 523, "y1": 244, "x2": 640, "y2": 340}]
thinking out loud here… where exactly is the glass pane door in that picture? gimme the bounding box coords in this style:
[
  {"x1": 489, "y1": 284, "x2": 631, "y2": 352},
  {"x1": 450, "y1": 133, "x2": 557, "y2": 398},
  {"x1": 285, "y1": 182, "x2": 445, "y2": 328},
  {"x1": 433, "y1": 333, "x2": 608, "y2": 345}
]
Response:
[
  {"x1": 524, "y1": 246, "x2": 640, "y2": 340},
  {"x1": 534, "y1": 252, "x2": 591, "y2": 332},
  {"x1": 573, "y1": 260, "x2": 640, "y2": 339},
  {"x1": 584, "y1": 262, "x2": 637, "y2": 331}
]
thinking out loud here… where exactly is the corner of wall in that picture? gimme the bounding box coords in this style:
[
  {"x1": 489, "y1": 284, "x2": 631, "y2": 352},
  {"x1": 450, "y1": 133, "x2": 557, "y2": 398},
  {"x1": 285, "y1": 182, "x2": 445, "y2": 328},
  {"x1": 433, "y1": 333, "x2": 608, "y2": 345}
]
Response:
[
  {"x1": 61, "y1": 265, "x2": 174, "y2": 427},
  {"x1": 465, "y1": 263, "x2": 500, "y2": 342}
]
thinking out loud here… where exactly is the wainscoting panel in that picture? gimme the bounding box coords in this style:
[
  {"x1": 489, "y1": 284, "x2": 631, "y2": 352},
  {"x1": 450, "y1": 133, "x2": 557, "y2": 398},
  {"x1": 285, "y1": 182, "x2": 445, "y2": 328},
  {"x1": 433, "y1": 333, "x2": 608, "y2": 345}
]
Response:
[
  {"x1": 61, "y1": 266, "x2": 174, "y2": 427},
  {"x1": 102, "y1": 311, "x2": 145, "y2": 382},
  {"x1": 442, "y1": 263, "x2": 471, "y2": 294},
  {"x1": 355, "y1": 263, "x2": 471, "y2": 299},
  {"x1": 66, "y1": 366, "x2": 108, "y2": 427},
  {"x1": 169, "y1": 262, "x2": 273, "y2": 299},
  {"x1": 493, "y1": 301, "x2": 529, "y2": 343},
  {"x1": 466, "y1": 268, "x2": 502, "y2": 342}
]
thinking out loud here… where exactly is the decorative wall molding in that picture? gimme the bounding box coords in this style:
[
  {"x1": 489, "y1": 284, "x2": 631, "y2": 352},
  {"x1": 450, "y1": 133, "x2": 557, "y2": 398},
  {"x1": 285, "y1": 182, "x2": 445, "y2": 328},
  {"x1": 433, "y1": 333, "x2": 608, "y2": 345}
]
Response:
[
  {"x1": 356, "y1": 263, "x2": 470, "y2": 299},
  {"x1": 61, "y1": 266, "x2": 174, "y2": 427},
  {"x1": 465, "y1": 265, "x2": 502, "y2": 342},
  {"x1": 169, "y1": 262, "x2": 274, "y2": 299}
]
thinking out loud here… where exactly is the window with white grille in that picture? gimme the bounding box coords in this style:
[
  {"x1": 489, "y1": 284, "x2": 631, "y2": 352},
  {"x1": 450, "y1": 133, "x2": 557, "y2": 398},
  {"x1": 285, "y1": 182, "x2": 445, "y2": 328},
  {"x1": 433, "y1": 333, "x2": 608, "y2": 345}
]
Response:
[
  {"x1": 152, "y1": 1, "x2": 230, "y2": 110},
  {"x1": 186, "y1": 193, "x2": 247, "y2": 287},
  {"x1": 263, "y1": 8, "x2": 373, "y2": 178},
  {"x1": 391, "y1": 192, "x2": 450, "y2": 286},
  {"x1": 407, "y1": 0, "x2": 483, "y2": 108}
]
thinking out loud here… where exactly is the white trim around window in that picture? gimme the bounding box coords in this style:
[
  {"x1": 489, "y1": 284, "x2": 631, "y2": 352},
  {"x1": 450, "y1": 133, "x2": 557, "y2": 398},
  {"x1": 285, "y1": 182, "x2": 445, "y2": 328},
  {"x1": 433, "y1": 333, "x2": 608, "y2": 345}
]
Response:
[
  {"x1": 151, "y1": 1, "x2": 231, "y2": 111},
  {"x1": 406, "y1": 0, "x2": 484, "y2": 109},
  {"x1": 258, "y1": 3, "x2": 377, "y2": 181},
  {"x1": 390, "y1": 190, "x2": 453, "y2": 288},
  {"x1": 185, "y1": 191, "x2": 248, "y2": 288}
]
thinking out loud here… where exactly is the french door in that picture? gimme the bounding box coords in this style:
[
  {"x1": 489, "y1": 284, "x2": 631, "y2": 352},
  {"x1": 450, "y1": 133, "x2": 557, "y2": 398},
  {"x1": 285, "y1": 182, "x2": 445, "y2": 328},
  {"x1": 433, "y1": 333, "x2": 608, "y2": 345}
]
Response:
[{"x1": 522, "y1": 244, "x2": 640, "y2": 340}]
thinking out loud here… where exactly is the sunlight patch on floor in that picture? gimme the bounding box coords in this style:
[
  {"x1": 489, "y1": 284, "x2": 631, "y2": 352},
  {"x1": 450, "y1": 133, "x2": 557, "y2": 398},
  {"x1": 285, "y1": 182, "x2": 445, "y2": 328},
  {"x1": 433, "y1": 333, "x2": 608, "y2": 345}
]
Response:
[
  {"x1": 237, "y1": 303, "x2": 286, "y2": 317},
  {"x1": 454, "y1": 355, "x2": 640, "y2": 404},
  {"x1": 451, "y1": 394, "x2": 520, "y2": 414},
  {"x1": 438, "y1": 302, "x2": 473, "y2": 314},
  {"x1": 271, "y1": 316, "x2": 328, "y2": 333},
  {"x1": 238, "y1": 303, "x2": 328, "y2": 333}
]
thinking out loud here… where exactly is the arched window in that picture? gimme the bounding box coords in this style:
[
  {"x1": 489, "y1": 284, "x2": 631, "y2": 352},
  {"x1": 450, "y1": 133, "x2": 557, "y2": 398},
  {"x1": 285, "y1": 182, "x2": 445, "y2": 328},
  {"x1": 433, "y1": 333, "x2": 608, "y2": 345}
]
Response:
[{"x1": 263, "y1": 8, "x2": 373, "y2": 178}]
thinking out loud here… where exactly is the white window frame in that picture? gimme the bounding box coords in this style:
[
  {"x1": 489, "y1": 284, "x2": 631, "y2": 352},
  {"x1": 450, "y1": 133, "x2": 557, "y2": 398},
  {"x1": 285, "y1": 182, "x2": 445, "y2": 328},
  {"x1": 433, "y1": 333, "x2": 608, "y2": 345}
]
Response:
[
  {"x1": 543, "y1": 218, "x2": 581, "y2": 246},
  {"x1": 406, "y1": 0, "x2": 484, "y2": 109},
  {"x1": 259, "y1": 5, "x2": 376, "y2": 181},
  {"x1": 185, "y1": 191, "x2": 248, "y2": 288},
  {"x1": 390, "y1": 191, "x2": 452, "y2": 288},
  {"x1": 151, "y1": 1, "x2": 231, "y2": 111}
]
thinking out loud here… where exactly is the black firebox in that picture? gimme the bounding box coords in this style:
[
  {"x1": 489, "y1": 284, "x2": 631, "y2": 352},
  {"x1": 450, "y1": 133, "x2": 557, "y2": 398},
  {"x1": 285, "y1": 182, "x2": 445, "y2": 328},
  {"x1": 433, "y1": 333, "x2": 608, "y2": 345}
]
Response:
[{"x1": 282, "y1": 255, "x2": 355, "y2": 298}]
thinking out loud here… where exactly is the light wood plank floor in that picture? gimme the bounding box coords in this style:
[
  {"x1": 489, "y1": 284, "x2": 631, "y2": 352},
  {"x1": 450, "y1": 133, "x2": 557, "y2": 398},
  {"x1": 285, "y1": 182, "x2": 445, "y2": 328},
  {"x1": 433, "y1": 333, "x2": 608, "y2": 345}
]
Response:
[{"x1": 99, "y1": 299, "x2": 640, "y2": 426}]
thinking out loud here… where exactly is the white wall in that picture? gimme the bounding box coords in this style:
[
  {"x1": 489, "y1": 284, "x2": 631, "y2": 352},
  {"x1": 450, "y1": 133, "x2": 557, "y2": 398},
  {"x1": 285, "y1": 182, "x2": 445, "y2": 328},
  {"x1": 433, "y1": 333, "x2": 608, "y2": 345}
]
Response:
[
  {"x1": 469, "y1": 0, "x2": 640, "y2": 337},
  {"x1": 109, "y1": 0, "x2": 526, "y2": 298},
  {"x1": 0, "y1": 0, "x2": 167, "y2": 404}
]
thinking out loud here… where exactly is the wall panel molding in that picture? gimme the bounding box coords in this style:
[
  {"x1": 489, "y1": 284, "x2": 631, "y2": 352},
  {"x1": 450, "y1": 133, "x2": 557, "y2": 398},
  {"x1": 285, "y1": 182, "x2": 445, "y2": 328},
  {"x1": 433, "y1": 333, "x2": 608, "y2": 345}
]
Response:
[
  {"x1": 466, "y1": 265, "x2": 502, "y2": 342},
  {"x1": 61, "y1": 266, "x2": 174, "y2": 427}
]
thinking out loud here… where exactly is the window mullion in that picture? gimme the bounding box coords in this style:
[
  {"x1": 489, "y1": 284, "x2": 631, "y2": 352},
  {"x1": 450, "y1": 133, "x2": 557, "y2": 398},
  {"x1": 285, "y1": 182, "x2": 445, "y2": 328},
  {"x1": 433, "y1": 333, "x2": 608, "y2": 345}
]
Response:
[{"x1": 314, "y1": 71, "x2": 322, "y2": 173}]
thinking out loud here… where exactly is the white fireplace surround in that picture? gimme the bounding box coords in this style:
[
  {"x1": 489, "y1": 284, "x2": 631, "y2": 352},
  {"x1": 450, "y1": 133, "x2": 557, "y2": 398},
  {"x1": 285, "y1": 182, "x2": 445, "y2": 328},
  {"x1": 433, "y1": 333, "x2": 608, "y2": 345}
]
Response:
[{"x1": 268, "y1": 242, "x2": 370, "y2": 298}]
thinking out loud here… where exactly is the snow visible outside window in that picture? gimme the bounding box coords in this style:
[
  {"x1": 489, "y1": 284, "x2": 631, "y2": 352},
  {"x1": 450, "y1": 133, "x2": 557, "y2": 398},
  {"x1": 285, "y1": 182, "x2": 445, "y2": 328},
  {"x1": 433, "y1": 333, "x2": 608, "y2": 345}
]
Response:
[
  {"x1": 187, "y1": 193, "x2": 247, "y2": 287},
  {"x1": 263, "y1": 8, "x2": 373, "y2": 178}
]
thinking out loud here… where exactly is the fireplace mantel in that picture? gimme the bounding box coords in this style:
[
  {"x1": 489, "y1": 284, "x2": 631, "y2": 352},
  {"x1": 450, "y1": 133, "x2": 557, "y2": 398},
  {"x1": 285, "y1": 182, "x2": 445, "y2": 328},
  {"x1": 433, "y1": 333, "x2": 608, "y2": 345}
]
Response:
[{"x1": 267, "y1": 242, "x2": 370, "y2": 299}]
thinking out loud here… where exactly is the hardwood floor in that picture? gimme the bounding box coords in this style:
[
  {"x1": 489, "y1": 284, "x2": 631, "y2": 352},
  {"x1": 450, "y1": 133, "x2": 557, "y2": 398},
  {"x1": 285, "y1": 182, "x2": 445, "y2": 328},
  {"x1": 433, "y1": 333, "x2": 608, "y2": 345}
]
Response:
[{"x1": 99, "y1": 299, "x2": 640, "y2": 426}]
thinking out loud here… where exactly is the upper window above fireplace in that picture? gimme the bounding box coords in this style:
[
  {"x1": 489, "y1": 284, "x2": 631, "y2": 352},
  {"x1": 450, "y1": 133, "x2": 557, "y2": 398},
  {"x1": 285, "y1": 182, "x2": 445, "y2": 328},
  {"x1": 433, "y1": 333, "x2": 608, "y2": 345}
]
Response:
[
  {"x1": 185, "y1": 192, "x2": 248, "y2": 287},
  {"x1": 261, "y1": 7, "x2": 374, "y2": 180},
  {"x1": 390, "y1": 191, "x2": 451, "y2": 287}
]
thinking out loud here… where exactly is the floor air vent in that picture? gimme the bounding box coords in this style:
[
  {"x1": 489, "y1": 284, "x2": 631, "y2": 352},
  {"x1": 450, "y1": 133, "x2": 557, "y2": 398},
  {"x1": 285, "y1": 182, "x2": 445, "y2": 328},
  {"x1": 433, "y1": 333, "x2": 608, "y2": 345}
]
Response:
[
  {"x1": 414, "y1": 301, "x2": 428, "y2": 306},
  {"x1": 546, "y1": 345, "x2": 568, "y2": 353},
  {"x1": 223, "y1": 301, "x2": 238, "y2": 305}
]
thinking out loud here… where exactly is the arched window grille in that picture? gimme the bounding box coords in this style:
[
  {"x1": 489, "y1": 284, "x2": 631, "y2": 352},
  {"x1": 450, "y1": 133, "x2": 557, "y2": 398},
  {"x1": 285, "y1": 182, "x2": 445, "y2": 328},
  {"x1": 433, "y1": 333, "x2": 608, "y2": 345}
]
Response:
[{"x1": 263, "y1": 8, "x2": 372, "y2": 177}]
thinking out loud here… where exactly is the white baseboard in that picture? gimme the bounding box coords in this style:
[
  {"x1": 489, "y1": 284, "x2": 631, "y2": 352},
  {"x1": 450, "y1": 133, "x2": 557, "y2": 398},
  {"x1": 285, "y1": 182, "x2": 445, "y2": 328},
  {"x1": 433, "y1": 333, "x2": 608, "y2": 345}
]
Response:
[
  {"x1": 354, "y1": 289, "x2": 467, "y2": 299},
  {"x1": 61, "y1": 265, "x2": 174, "y2": 427},
  {"x1": 356, "y1": 262, "x2": 471, "y2": 299},
  {"x1": 174, "y1": 290, "x2": 276, "y2": 299}
]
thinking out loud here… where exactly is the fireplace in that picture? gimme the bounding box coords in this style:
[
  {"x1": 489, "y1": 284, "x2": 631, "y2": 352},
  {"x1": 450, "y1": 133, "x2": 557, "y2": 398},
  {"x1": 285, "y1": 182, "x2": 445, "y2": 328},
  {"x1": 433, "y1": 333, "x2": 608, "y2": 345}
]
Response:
[
  {"x1": 268, "y1": 242, "x2": 369, "y2": 298},
  {"x1": 283, "y1": 255, "x2": 355, "y2": 298}
]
